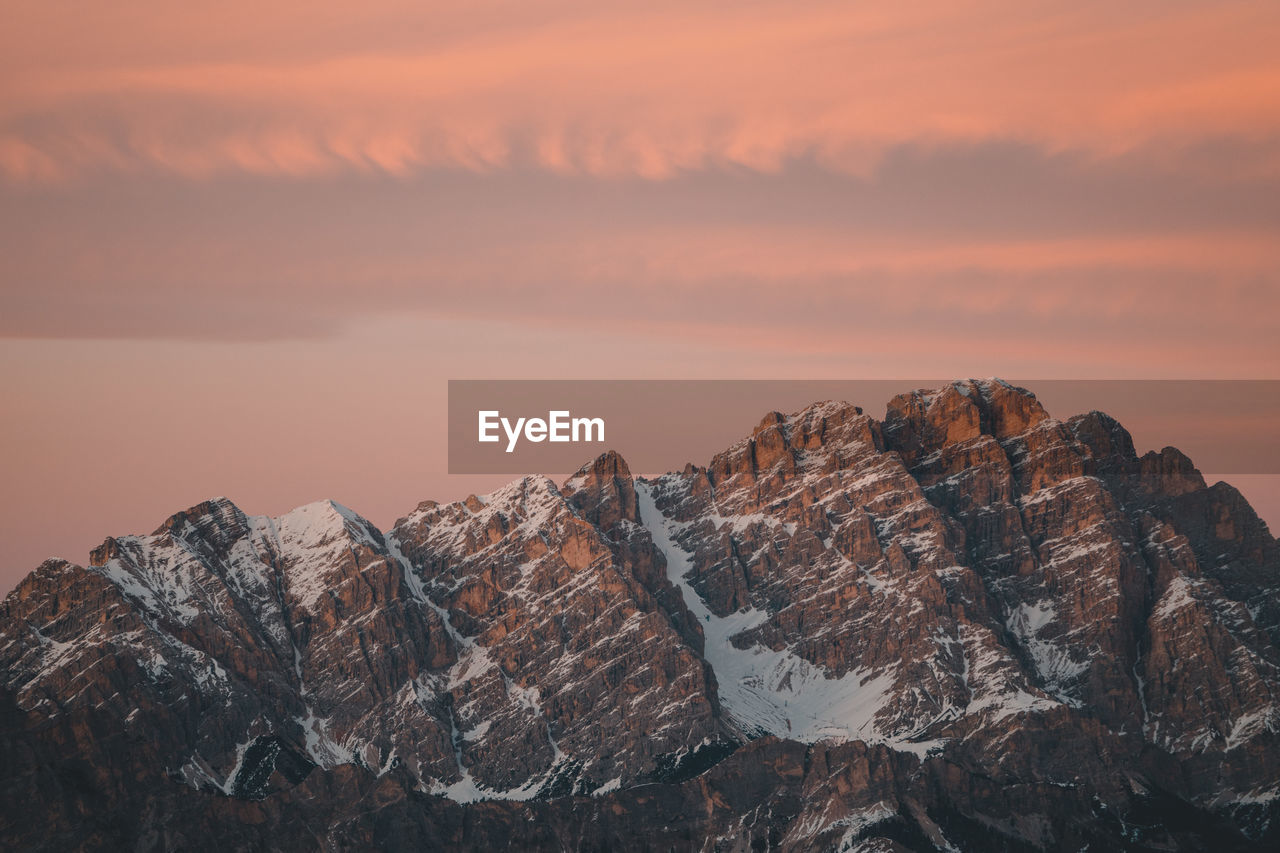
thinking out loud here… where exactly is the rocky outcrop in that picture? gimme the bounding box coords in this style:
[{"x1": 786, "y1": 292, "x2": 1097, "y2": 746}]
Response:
[
  {"x1": 388, "y1": 468, "x2": 724, "y2": 796},
  {"x1": 2, "y1": 380, "x2": 1279, "y2": 851}
]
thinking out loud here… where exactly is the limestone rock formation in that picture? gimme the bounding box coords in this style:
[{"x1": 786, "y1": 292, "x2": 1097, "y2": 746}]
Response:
[{"x1": 3, "y1": 380, "x2": 1278, "y2": 851}]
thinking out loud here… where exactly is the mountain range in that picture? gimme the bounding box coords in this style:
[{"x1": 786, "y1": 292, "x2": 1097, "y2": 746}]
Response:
[{"x1": 3, "y1": 379, "x2": 1279, "y2": 851}]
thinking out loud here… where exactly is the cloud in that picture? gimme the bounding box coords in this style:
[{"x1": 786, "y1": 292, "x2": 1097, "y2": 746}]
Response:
[
  {"x1": 1, "y1": 142, "x2": 1277, "y2": 384},
  {"x1": 2, "y1": 0, "x2": 1277, "y2": 365},
  {"x1": 3, "y1": 1, "x2": 1280, "y2": 182}
]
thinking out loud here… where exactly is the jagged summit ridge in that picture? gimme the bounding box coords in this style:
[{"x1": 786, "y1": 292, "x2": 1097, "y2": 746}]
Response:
[{"x1": 3, "y1": 379, "x2": 1280, "y2": 851}]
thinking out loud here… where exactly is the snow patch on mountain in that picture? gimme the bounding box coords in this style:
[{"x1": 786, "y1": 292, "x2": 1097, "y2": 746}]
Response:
[
  {"x1": 638, "y1": 481, "x2": 921, "y2": 750},
  {"x1": 1007, "y1": 600, "x2": 1087, "y2": 704}
]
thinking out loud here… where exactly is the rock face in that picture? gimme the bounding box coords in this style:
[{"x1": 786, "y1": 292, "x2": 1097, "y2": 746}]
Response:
[{"x1": 2, "y1": 380, "x2": 1279, "y2": 851}]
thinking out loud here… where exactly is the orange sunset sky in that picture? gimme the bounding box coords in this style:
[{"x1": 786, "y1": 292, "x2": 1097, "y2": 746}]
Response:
[{"x1": 2, "y1": 0, "x2": 1279, "y2": 591}]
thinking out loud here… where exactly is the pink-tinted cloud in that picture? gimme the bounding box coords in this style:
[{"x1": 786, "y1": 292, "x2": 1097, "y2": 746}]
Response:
[
  {"x1": 4, "y1": 147, "x2": 1278, "y2": 379},
  {"x1": 3, "y1": 1, "x2": 1280, "y2": 181}
]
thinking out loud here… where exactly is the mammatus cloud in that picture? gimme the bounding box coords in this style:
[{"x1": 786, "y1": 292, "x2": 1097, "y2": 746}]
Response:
[{"x1": 3, "y1": 0, "x2": 1280, "y2": 181}]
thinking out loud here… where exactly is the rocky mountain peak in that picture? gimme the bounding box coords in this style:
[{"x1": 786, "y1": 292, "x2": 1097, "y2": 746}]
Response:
[
  {"x1": 1066, "y1": 409, "x2": 1139, "y2": 474},
  {"x1": 152, "y1": 496, "x2": 249, "y2": 538},
  {"x1": 969, "y1": 376, "x2": 1050, "y2": 437},
  {"x1": 701, "y1": 399, "x2": 881, "y2": 496},
  {"x1": 562, "y1": 450, "x2": 639, "y2": 533},
  {"x1": 273, "y1": 498, "x2": 382, "y2": 551},
  {"x1": 1140, "y1": 445, "x2": 1208, "y2": 497},
  {"x1": 3, "y1": 381, "x2": 1280, "y2": 851},
  {"x1": 883, "y1": 378, "x2": 1050, "y2": 467}
]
